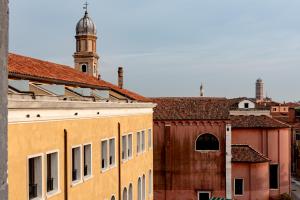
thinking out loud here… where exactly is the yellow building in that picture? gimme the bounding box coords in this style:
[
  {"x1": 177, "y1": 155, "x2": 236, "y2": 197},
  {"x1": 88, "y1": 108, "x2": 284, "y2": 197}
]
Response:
[{"x1": 7, "y1": 7, "x2": 155, "y2": 200}]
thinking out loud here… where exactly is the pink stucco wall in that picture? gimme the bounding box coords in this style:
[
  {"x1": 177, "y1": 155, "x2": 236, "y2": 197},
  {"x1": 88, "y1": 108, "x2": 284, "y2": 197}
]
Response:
[
  {"x1": 232, "y1": 128, "x2": 291, "y2": 198},
  {"x1": 232, "y1": 163, "x2": 269, "y2": 200}
]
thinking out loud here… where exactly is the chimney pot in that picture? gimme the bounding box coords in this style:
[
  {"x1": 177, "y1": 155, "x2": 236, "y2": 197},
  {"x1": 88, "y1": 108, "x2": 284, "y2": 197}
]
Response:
[{"x1": 118, "y1": 67, "x2": 124, "y2": 89}]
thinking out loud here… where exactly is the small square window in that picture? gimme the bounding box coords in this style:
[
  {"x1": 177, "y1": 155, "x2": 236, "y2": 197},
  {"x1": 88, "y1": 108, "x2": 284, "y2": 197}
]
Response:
[
  {"x1": 244, "y1": 103, "x2": 249, "y2": 109},
  {"x1": 197, "y1": 191, "x2": 211, "y2": 200}
]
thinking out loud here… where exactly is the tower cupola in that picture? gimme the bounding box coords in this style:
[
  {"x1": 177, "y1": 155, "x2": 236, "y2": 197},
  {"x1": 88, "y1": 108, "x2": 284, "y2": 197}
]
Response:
[{"x1": 73, "y1": 2, "x2": 100, "y2": 78}]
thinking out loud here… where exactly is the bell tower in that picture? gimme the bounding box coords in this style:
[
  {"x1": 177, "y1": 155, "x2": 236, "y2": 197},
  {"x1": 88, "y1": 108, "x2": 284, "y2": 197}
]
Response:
[{"x1": 73, "y1": 3, "x2": 99, "y2": 78}]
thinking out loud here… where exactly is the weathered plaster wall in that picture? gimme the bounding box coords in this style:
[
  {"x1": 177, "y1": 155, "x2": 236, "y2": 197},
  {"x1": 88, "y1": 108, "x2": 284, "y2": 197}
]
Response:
[
  {"x1": 232, "y1": 128, "x2": 291, "y2": 197},
  {"x1": 153, "y1": 120, "x2": 227, "y2": 200},
  {"x1": 0, "y1": 0, "x2": 9, "y2": 199}
]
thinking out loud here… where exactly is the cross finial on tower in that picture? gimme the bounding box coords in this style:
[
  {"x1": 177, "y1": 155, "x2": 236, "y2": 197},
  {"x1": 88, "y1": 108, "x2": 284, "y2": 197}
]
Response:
[{"x1": 83, "y1": 1, "x2": 89, "y2": 13}]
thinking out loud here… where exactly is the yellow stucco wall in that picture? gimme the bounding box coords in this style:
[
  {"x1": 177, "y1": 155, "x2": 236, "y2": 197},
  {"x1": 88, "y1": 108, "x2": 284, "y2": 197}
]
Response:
[{"x1": 8, "y1": 113, "x2": 153, "y2": 200}]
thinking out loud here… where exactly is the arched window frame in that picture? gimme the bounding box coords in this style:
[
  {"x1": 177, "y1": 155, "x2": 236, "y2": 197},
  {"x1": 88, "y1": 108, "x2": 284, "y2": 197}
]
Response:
[
  {"x1": 123, "y1": 187, "x2": 127, "y2": 200},
  {"x1": 128, "y1": 183, "x2": 133, "y2": 200},
  {"x1": 195, "y1": 133, "x2": 220, "y2": 152},
  {"x1": 81, "y1": 64, "x2": 88, "y2": 73},
  {"x1": 111, "y1": 195, "x2": 116, "y2": 200}
]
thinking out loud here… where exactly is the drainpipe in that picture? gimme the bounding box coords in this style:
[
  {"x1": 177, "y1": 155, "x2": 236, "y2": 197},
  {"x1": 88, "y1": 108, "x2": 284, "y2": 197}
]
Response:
[
  {"x1": 225, "y1": 124, "x2": 232, "y2": 199},
  {"x1": 0, "y1": 1, "x2": 9, "y2": 199},
  {"x1": 118, "y1": 123, "x2": 121, "y2": 200},
  {"x1": 64, "y1": 129, "x2": 68, "y2": 200}
]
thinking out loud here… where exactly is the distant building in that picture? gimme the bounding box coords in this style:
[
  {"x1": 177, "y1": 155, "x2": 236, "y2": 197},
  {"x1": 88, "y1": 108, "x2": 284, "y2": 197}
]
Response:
[
  {"x1": 7, "y1": 7, "x2": 155, "y2": 200},
  {"x1": 256, "y1": 78, "x2": 264, "y2": 102},
  {"x1": 151, "y1": 97, "x2": 291, "y2": 200}
]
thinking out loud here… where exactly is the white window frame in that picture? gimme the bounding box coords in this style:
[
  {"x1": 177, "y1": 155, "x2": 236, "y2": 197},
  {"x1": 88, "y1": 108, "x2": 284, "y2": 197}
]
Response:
[
  {"x1": 128, "y1": 183, "x2": 133, "y2": 200},
  {"x1": 109, "y1": 137, "x2": 116, "y2": 167},
  {"x1": 83, "y1": 143, "x2": 93, "y2": 180},
  {"x1": 101, "y1": 137, "x2": 116, "y2": 173},
  {"x1": 141, "y1": 130, "x2": 145, "y2": 152},
  {"x1": 128, "y1": 133, "x2": 133, "y2": 159},
  {"x1": 148, "y1": 129, "x2": 152, "y2": 149},
  {"x1": 71, "y1": 145, "x2": 83, "y2": 186},
  {"x1": 197, "y1": 191, "x2": 211, "y2": 200},
  {"x1": 234, "y1": 178, "x2": 244, "y2": 196},
  {"x1": 137, "y1": 131, "x2": 141, "y2": 154},
  {"x1": 122, "y1": 135, "x2": 128, "y2": 162},
  {"x1": 45, "y1": 150, "x2": 60, "y2": 198},
  {"x1": 101, "y1": 139, "x2": 108, "y2": 171},
  {"x1": 27, "y1": 153, "x2": 44, "y2": 200},
  {"x1": 148, "y1": 170, "x2": 153, "y2": 196}
]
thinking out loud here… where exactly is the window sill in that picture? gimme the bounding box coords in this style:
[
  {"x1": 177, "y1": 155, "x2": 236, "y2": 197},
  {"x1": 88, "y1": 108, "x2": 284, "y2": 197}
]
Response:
[
  {"x1": 30, "y1": 196, "x2": 44, "y2": 200},
  {"x1": 83, "y1": 175, "x2": 93, "y2": 182},
  {"x1": 71, "y1": 180, "x2": 83, "y2": 187},
  {"x1": 101, "y1": 164, "x2": 116, "y2": 173},
  {"x1": 46, "y1": 189, "x2": 61, "y2": 199}
]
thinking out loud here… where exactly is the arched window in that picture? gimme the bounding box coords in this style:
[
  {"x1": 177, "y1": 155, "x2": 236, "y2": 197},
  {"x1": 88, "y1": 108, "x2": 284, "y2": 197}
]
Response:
[
  {"x1": 81, "y1": 64, "x2": 87, "y2": 72},
  {"x1": 148, "y1": 170, "x2": 152, "y2": 195},
  {"x1": 138, "y1": 178, "x2": 142, "y2": 200},
  {"x1": 123, "y1": 187, "x2": 127, "y2": 200},
  {"x1": 195, "y1": 133, "x2": 219, "y2": 151},
  {"x1": 128, "y1": 184, "x2": 133, "y2": 200},
  {"x1": 142, "y1": 175, "x2": 145, "y2": 200},
  {"x1": 111, "y1": 195, "x2": 116, "y2": 200}
]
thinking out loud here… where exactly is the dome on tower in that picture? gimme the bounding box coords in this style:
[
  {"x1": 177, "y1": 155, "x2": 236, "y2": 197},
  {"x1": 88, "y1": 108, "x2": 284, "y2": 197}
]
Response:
[{"x1": 76, "y1": 11, "x2": 97, "y2": 36}]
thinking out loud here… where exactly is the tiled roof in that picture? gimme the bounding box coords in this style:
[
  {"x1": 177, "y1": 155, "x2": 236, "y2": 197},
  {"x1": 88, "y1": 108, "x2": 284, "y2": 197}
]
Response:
[
  {"x1": 8, "y1": 53, "x2": 148, "y2": 102},
  {"x1": 230, "y1": 115, "x2": 289, "y2": 128},
  {"x1": 232, "y1": 144, "x2": 270, "y2": 163},
  {"x1": 150, "y1": 97, "x2": 230, "y2": 120}
]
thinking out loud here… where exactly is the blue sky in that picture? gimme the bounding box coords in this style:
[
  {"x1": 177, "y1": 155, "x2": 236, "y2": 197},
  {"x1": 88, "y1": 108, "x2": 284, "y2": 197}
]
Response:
[{"x1": 9, "y1": 0, "x2": 300, "y2": 101}]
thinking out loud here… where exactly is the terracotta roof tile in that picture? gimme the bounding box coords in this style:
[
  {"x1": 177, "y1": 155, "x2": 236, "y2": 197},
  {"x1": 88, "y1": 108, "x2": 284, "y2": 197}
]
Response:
[
  {"x1": 8, "y1": 53, "x2": 148, "y2": 102},
  {"x1": 150, "y1": 97, "x2": 230, "y2": 120},
  {"x1": 232, "y1": 144, "x2": 270, "y2": 163},
  {"x1": 230, "y1": 115, "x2": 290, "y2": 128}
]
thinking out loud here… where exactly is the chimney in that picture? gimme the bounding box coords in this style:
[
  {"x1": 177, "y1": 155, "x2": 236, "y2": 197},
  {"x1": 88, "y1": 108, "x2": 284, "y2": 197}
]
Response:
[
  {"x1": 118, "y1": 67, "x2": 124, "y2": 89},
  {"x1": 200, "y1": 83, "x2": 204, "y2": 97}
]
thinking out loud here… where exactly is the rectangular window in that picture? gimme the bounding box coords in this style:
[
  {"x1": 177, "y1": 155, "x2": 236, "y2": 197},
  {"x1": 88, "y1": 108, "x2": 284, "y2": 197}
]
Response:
[
  {"x1": 101, "y1": 140, "x2": 108, "y2": 170},
  {"x1": 137, "y1": 132, "x2": 141, "y2": 153},
  {"x1": 46, "y1": 152, "x2": 58, "y2": 194},
  {"x1": 128, "y1": 134, "x2": 133, "y2": 158},
  {"x1": 83, "y1": 144, "x2": 92, "y2": 177},
  {"x1": 197, "y1": 191, "x2": 211, "y2": 200},
  {"x1": 148, "y1": 129, "x2": 152, "y2": 149},
  {"x1": 270, "y1": 164, "x2": 279, "y2": 189},
  {"x1": 141, "y1": 130, "x2": 145, "y2": 152},
  {"x1": 234, "y1": 178, "x2": 244, "y2": 195},
  {"x1": 148, "y1": 170, "x2": 152, "y2": 195},
  {"x1": 109, "y1": 138, "x2": 115, "y2": 166},
  {"x1": 244, "y1": 103, "x2": 249, "y2": 108},
  {"x1": 122, "y1": 135, "x2": 128, "y2": 161},
  {"x1": 28, "y1": 155, "x2": 42, "y2": 200},
  {"x1": 72, "y1": 146, "x2": 81, "y2": 182}
]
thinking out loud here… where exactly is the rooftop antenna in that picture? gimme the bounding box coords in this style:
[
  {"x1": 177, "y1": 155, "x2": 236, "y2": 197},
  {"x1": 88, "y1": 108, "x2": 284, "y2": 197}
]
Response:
[{"x1": 83, "y1": 1, "x2": 88, "y2": 14}]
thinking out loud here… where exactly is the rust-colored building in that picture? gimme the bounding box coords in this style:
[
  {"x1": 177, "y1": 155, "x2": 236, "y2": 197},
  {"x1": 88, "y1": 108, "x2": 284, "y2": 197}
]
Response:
[{"x1": 151, "y1": 97, "x2": 291, "y2": 200}]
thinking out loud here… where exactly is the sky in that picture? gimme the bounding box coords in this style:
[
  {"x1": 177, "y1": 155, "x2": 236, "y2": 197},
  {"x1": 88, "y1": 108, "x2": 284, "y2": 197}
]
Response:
[{"x1": 9, "y1": 0, "x2": 300, "y2": 102}]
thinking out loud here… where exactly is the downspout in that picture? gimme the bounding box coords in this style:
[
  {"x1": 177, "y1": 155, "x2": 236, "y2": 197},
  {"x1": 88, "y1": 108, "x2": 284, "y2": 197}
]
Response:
[
  {"x1": 118, "y1": 123, "x2": 121, "y2": 200},
  {"x1": 225, "y1": 124, "x2": 232, "y2": 199},
  {"x1": 64, "y1": 129, "x2": 68, "y2": 200}
]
